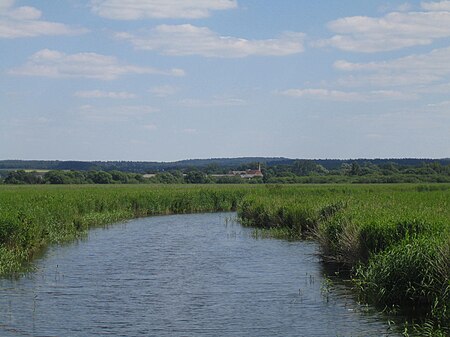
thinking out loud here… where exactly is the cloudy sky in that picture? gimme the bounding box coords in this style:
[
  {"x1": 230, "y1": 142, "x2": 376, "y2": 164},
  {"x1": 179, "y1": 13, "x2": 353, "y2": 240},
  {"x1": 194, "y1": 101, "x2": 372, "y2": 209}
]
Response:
[{"x1": 1, "y1": 0, "x2": 450, "y2": 161}]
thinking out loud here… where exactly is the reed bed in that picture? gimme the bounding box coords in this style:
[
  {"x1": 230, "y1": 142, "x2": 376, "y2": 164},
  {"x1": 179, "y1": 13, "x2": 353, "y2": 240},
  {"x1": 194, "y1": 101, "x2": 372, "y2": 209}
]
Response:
[
  {"x1": 0, "y1": 183, "x2": 448, "y2": 331},
  {"x1": 0, "y1": 184, "x2": 248, "y2": 275},
  {"x1": 237, "y1": 184, "x2": 450, "y2": 332}
]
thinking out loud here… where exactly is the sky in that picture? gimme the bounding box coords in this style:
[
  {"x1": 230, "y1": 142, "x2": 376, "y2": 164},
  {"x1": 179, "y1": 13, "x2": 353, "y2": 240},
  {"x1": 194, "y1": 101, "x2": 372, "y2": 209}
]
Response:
[{"x1": 1, "y1": 0, "x2": 450, "y2": 161}]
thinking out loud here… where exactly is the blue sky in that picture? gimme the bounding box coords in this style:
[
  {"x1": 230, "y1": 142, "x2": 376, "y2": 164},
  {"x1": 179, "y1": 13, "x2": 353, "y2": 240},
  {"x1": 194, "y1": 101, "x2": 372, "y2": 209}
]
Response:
[{"x1": 1, "y1": 0, "x2": 450, "y2": 161}]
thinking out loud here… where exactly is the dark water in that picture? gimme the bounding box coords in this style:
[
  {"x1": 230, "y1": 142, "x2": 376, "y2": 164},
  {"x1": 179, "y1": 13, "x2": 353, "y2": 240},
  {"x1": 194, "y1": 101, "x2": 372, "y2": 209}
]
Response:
[{"x1": 0, "y1": 213, "x2": 400, "y2": 337}]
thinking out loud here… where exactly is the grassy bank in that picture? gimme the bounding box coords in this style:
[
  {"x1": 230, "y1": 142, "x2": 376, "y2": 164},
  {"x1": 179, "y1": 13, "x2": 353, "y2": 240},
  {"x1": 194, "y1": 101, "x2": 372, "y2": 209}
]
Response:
[
  {"x1": 0, "y1": 184, "x2": 248, "y2": 275},
  {"x1": 0, "y1": 184, "x2": 448, "y2": 332},
  {"x1": 237, "y1": 184, "x2": 450, "y2": 333}
]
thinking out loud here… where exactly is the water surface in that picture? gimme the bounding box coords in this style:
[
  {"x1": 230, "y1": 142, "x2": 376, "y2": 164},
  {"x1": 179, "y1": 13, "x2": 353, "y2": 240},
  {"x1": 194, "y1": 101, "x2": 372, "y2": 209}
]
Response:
[{"x1": 0, "y1": 213, "x2": 399, "y2": 336}]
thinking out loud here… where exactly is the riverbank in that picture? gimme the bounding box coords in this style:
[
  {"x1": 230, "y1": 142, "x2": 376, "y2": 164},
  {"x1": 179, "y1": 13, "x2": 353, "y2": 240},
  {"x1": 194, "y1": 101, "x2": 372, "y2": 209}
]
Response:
[
  {"x1": 0, "y1": 213, "x2": 400, "y2": 337},
  {"x1": 0, "y1": 184, "x2": 448, "y2": 334},
  {"x1": 0, "y1": 185, "x2": 248, "y2": 275},
  {"x1": 237, "y1": 184, "x2": 450, "y2": 335}
]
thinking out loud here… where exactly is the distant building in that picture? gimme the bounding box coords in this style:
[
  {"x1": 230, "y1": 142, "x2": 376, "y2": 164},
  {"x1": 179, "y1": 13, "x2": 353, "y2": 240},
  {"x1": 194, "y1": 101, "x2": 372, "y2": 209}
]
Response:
[{"x1": 230, "y1": 164, "x2": 263, "y2": 179}]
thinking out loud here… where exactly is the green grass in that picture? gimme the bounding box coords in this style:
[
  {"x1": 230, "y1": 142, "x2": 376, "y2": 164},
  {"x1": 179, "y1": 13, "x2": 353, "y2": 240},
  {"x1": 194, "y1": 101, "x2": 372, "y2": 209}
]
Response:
[
  {"x1": 236, "y1": 184, "x2": 450, "y2": 332},
  {"x1": 0, "y1": 183, "x2": 448, "y2": 332},
  {"x1": 0, "y1": 184, "x2": 249, "y2": 274}
]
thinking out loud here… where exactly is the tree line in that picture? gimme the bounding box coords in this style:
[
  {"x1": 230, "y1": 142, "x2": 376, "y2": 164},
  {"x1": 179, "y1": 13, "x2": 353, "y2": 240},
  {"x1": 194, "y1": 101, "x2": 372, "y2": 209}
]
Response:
[
  {"x1": 1, "y1": 160, "x2": 449, "y2": 184},
  {"x1": 1, "y1": 158, "x2": 449, "y2": 172}
]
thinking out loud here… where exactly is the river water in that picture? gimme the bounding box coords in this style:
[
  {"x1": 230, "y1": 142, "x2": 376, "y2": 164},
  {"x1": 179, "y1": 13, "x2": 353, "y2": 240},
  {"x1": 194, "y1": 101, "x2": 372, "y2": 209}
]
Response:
[{"x1": 0, "y1": 213, "x2": 400, "y2": 336}]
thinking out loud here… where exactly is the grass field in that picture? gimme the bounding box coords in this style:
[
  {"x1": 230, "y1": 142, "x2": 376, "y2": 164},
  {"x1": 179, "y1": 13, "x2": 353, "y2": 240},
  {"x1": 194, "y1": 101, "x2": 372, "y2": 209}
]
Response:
[{"x1": 0, "y1": 184, "x2": 448, "y2": 333}]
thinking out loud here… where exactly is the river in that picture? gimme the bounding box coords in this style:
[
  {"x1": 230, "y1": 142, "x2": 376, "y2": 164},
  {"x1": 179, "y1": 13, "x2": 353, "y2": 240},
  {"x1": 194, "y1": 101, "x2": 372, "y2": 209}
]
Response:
[{"x1": 0, "y1": 213, "x2": 400, "y2": 336}]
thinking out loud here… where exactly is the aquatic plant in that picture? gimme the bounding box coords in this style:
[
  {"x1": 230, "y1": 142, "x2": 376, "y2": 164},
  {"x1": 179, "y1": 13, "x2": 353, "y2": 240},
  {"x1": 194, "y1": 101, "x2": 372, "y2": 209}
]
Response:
[
  {"x1": 0, "y1": 183, "x2": 448, "y2": 331},
  {"x1": 0, "y1": 185, "x2": 248, "y2": 275},
  {"x1": 235, "y1": 183, "x2": 450, "y2": 330}
]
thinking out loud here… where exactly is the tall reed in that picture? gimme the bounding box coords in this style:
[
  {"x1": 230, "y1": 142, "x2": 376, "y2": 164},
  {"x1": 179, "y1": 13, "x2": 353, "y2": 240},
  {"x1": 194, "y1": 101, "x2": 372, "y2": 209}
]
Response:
[
  {"x1": 236, "y1": 184, "x2": 450, "y2": 329},
  {"x1": 1, "y1": 183, "x2": 448, "y2": 331},
  {"x1": 0, "y1": 185, "x2": 248, "y2": 275}
]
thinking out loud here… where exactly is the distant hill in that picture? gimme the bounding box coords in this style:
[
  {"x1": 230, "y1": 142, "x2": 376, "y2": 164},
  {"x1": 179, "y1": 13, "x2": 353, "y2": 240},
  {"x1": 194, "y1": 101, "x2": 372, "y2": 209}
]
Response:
[
  {"x1": 0, "y1": 157, "x2": 449, "y2": 173},
  {"x1": 313, "y1": 158, "x2": 450, "y2": 170},
  {"x1": 0, "y1": 158, "x2": 288, "y2": 172}
]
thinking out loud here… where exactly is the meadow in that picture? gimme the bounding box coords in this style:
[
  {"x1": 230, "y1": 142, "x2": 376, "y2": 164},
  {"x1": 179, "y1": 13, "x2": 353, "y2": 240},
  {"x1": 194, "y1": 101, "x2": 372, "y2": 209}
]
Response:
[{"x1": 0, "y1": 184, "x2": 448, "y2": 333}]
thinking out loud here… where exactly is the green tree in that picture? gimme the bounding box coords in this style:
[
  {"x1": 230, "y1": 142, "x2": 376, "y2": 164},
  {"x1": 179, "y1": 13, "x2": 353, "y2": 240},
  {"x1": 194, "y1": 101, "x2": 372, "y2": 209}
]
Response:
[
  {"x1": 155, "y1": 172, "x2": 184, "y2": 184},
  {"x1": 292, "y1": 160, "x2": 328, "y2": 176},
  {"x1": 110, "y1": 170, "x2": 129, "y2": 183},
  {"x1": 184, "y1": 170, "x2": 209, "y2": 184},
  {"x1": 44, "y1": 170, "x2": 70, "y2": 184},
  {"x1": 5, "y1": 170, "x2": 43, "y2": 184},
  {"x1": 350, "y1": 162, "x2": 361, "y2": 176},
  {"x1": 87, "y1": 171, "x2": 113, "y2": 184}
]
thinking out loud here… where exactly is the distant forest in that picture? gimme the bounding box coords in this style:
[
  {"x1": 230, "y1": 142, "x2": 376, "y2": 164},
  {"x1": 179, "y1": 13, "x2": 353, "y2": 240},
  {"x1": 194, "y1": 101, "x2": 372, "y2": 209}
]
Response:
[
  {"x1": 1, "y1": 157, "x2": 449, "y2": 172},
  {"x1": 1, "y1": 158, "x2": 450, "y2": 185}
]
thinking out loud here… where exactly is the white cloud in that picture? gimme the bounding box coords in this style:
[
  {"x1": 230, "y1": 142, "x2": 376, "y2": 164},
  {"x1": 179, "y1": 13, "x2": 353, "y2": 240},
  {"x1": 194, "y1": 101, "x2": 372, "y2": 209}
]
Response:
[
  {"x1": 182, "y1": 128, "x2": 197, "y2": 134},
  {"x1": 427, "y1": 100, "x2": 450, "y2": 107},
  {"x1": 10, "y1": 49, "x2": 185, "y2": 80},
  {"x1": 280, "y1": 88, "x2": 364, "y2": 102},
  {"x1": 0, "y1": 1, "x2": 87, "y2": 38},
  {"x1": 116, "y1": 24, "x2": 305, "y2": 57},
  {"x1": 369, "y1": 90, "x2": 418, "y2": 100},
  {"x1": 421, "y1": 1, "x2": 450, "y2": 11},
  {"x1": 143, "y1": 124, "x2": 157, "y2": 130},
  {"x1": 415, "y1": 82, "x2": 450, "y2": 93},
  {"x1": 279, "y1": 88, "x2": 416, "y2": 102},
  {"x1": 90, "y1": 0, "x2": 237, "y2": 20},
  {"x1": 334, "y1": 46, "x2": 450, "y2": 87},
  {"x1": 317, "y1": 7, "x2": 450, "y2": 52},
  {"x1": 6, "y1": 116, "x2": 49, "y2": 127},
  {"x1": 75, "y1": 90, "x2": 137, "y2": 99},
  {"x1": 79, "y1": 104, "x2": 158, "y2": 122},
  {"x1": 179, "y1": 96, "x2": 247, "y2": 107},
  {"x1": 149, "y1": 85, "x2": 178, "y2": 97}
]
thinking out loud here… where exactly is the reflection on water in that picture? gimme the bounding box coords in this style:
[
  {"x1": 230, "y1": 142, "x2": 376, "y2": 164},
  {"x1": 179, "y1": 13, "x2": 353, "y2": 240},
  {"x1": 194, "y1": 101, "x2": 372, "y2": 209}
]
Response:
[{"x1": 0, "y1": 213, "x2": 400, "y2": 336}]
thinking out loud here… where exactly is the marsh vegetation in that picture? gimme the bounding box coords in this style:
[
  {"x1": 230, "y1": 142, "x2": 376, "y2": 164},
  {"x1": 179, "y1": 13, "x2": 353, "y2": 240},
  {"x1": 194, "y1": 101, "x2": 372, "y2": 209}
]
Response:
[{"x1": 0, "y1": 184, "x2": 448, "y2": 334}]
